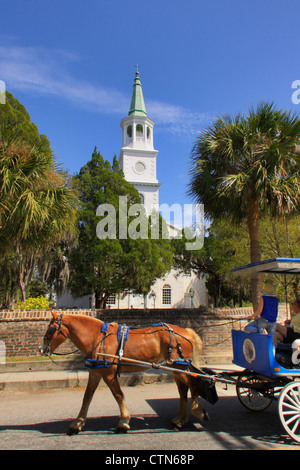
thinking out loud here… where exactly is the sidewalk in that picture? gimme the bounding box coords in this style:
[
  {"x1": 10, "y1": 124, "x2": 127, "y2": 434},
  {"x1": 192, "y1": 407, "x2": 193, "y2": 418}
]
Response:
[
  {"x1": 0, "y1": 359, "x2": 241, "y2": 392},
  {"x1": 0, "y1": 369, "x2": 176, "y2": 391}
]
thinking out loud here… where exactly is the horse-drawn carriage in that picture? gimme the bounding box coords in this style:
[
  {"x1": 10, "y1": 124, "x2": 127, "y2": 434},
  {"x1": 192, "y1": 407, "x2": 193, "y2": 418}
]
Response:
[
  {"x1": 40, "y1": 257, "x2": 300, "y2": 444},
  {"x1": 231, "y1": 257, "x2": 300, "y2": 443}
]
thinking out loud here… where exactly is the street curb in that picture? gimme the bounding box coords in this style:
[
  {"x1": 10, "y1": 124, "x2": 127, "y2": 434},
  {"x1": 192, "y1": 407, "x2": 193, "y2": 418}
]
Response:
[
  {"x1": 0, "y1": 358, "x2": 237, "y2": 392},
  {"x1": 0, "y1": 355, "x2": 234, "y2": 373},
  {"x1": 0, "y1": 370, "x2": 174, "y2": 392}
]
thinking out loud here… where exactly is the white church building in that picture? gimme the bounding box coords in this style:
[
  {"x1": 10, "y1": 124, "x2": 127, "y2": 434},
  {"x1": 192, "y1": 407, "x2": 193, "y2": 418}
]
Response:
[{"x1": 57, "y1": 68, "x2": 206, "y2": 309}]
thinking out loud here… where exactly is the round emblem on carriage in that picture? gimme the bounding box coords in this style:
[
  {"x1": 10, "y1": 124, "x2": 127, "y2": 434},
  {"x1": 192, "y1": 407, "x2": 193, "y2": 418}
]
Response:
[{"x1": 243, "y1": 338, "x2": 256, "y2": 364}]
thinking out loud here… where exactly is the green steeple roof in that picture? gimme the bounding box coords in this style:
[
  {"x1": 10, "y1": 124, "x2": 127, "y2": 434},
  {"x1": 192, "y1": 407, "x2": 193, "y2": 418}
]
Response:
[{"x1": 128, "y1": 66, "x2": 147, "y2": 117}]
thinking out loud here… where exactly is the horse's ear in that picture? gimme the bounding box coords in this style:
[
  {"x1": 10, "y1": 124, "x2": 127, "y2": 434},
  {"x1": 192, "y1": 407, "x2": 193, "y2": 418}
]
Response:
[{"x1": 51, "y1": 310, "x2": 59, "y2": 320}]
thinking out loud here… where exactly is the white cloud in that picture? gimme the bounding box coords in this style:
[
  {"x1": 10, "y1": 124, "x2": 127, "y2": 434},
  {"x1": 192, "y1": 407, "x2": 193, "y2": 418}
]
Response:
[
  {"x1": 148, "y1": 99, "x2": 213, "y2": 136},
  {"x1": 0, "y1": 44, "x2": 213, "y2": 136},
  {"x1": 0, "y1": 45, "x2": 129, "y2": 114}
]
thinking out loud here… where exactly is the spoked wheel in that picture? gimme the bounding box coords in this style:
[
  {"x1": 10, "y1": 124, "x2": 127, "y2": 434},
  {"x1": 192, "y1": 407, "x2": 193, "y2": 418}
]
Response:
[
  {"x1": 236, "y1": 373, "x2": 274, "y2": 412},
  {"x1": 278, "y1": 381, "x2": 300, "y2": 444}
]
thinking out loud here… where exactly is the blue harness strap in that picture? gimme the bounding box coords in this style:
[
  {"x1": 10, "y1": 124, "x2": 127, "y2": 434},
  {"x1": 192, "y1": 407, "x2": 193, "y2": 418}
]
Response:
[
  {"x1": 101, "y1": 322, "x2": 109, "y2": 334},
  {"x1": 84, "y1": 358, "x2": 111, "y2": 369},
  {"x1": 85, "y1": 322, "x2": 110, "y2": 369},
  {"x1": 172, "y1": 357, "x2": 193, "y2": 366}
]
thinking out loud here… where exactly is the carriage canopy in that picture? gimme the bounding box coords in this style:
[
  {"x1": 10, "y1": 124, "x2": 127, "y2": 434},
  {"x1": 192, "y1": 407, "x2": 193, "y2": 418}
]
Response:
[{"x1": 231, "y1": 257, "x2": 300, "y2": 277}]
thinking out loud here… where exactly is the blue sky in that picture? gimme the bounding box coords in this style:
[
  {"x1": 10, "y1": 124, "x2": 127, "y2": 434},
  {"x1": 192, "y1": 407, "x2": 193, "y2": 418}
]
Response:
[{"x1": 1, "y1": 0, "x2": 300, "y2": 211}]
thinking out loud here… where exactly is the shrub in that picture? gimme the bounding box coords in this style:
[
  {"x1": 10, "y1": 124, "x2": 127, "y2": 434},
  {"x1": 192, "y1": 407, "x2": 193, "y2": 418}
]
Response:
[{"x1": 16, "y1": 296, "x2": 50, "y2": 310}]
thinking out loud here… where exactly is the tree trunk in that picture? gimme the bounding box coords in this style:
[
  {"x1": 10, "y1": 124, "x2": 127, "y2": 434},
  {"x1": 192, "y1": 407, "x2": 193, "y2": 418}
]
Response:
[
  {"x1": 247, "y1": 197, "x2": 262, "y2": 311},
  {"x1": 96, "y1": 293, "x2": 107, "y2": 309},
  {"x1": 239, "y1": 286, "x2": 243, "y2": 308},
  {"x1": 16, "y1": 247, "x2": 37, "y2": 303}
]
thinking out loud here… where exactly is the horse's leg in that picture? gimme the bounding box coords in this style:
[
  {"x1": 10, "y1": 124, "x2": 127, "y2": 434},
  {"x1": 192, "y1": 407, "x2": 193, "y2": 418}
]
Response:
[
  {"x1": 171, "y1": 373, "x2": 189, "y2": 429},
  {"x1": 189, "y1": 377, "x2": 209, "y2": 422},
  {"x1": 103, "y1": 372, "x2": 131, "y2": 433},
  {"x1": 68, "y1": 371, "x2": 101, "y2": 435}
]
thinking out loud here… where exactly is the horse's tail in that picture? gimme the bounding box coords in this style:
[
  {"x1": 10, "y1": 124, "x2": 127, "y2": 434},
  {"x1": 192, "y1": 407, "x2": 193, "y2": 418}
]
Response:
[{"x1": 185, "y1": 328, "x2": 203, "y2": 369}]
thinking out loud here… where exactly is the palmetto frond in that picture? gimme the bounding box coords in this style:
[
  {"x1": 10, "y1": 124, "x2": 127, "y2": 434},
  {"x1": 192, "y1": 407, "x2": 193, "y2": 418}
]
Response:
[
  {"x1": 189, "y1": 102, "x2": 300, "y2": 222},
  {"x1": 0, "y1": 134, "x2": 77, "y2": 244}
]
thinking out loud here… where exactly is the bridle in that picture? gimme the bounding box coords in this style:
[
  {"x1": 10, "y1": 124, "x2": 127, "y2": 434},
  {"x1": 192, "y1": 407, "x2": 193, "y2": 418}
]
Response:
[{"x1": 41, "y1": 313, "x2": 68, "y2": 356}]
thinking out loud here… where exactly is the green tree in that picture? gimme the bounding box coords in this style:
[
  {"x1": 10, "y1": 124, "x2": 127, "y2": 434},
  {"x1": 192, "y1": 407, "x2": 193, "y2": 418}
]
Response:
[
  {"x1": 173, "y1": 214, "x2": 300, "y2": 307},
  {"x1": 172, "y1": 219, "x2": 250, "y2": 307},
  {"x1": 0, "y1": 253, "x2": 20, "y2": 307},
  {"x1": 188, "y1": 102, "x2": 300, "y2": 308},
  {"x1": 0, "y1": 91, "x2": 51, "y2": 156},
  {"x1": 0, "y1": 92, "x2": 77, "y2": 305},
  {"x1": 259, "y1": 214, "x2": 300, "y2": 301},
  {"x1": 68, "y1": 148, "x2": 173, "y2": 308}
]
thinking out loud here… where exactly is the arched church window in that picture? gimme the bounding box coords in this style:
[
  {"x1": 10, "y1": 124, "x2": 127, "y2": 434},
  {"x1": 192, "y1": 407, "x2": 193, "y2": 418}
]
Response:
[
  {"x1": 127, "y1": 125, "x2": 132, "y2": 138},
  {"x1": 147, "y1": 127, "x2": 151, "y2": 139},
  {"x1": 136, "y1": 124, "x2": 143, "y2": 136},
  {"x1": 162, "y1": 284, "x2": 172, "y2": 305}
]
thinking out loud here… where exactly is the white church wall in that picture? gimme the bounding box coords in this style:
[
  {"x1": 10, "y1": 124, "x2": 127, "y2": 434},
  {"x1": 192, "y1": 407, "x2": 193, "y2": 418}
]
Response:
[
  {"x1": 56, "y1": 269, "x2": 206, "y2": 310},
  {"x1": 106, "y1": 269, "x2": 206, "y2": 310}
]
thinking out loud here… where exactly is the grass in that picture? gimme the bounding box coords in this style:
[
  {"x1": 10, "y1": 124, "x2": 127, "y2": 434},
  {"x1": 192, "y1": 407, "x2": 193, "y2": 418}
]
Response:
[{"x1": 6, "y1": 354, "x2": 83, "y2": 362}]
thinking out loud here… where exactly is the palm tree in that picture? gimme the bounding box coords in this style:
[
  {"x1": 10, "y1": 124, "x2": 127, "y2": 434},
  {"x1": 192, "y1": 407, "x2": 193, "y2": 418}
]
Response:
[
  {"x1": 0, "y1": 132, "x2": 78, "y2": 302},
  {"x1": 188, "y1": 102, "x2": 300, "y2": 308}
]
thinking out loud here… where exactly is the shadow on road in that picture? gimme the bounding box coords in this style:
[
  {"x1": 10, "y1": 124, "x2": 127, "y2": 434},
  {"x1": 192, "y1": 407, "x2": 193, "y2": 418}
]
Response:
[
  {"x1": 146, "y1": 395, "x2": 297, "y2": 448},
  {"x1": 0, "y1": 413, "x2": 193, "y2": 436},
  {"x1": 0, "y1": 395, "x2": 298, "y2": 448}
]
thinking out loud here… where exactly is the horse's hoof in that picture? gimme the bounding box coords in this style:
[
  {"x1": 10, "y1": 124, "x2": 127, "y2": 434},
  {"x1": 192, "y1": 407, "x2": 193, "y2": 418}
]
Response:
[
  {"x1": 114, "y1": 427, "x2": 128, "y2": 434},
  {"x1": 67, "y1": 418, "x2": 85, "y2": 435},
  {"x1": 67, "y1": 428, "x2": 80, "y2": 436},
  {"x1": 170, "y1": 423, "x2": 182, "y2": 432}
]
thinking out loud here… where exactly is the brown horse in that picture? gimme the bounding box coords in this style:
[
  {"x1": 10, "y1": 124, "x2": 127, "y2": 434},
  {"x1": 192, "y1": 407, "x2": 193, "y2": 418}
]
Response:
[{"x1": 40, "y1": 311, "x2": 217, "y2": 434}]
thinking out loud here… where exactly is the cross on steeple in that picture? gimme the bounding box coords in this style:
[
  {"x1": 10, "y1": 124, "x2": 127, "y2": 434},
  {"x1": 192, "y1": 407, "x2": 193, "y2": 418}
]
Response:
[{"x1": 135, "y1": 64, "x2": 139, "y2": 75}]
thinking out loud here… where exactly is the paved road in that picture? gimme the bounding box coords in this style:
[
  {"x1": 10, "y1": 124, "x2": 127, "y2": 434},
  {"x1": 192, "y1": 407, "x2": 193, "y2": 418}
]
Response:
[{"x1": 0, "y1": 381, "x2": 298, "y2": 451}]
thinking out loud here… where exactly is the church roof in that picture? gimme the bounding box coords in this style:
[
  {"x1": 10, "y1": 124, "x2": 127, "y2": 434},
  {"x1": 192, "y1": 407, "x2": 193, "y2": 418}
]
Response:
[{"x1": 128, "y1": 66, "x2": 147, "y2": 117}]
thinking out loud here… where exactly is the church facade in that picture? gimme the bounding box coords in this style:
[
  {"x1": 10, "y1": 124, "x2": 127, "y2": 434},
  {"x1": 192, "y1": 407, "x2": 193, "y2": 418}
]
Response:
[{"x1": 57, "y1": 69, "x2": 206, "y2": 309}]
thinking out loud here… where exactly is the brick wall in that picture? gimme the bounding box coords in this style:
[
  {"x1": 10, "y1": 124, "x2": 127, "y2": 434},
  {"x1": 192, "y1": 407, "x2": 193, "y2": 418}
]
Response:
[{"x1": 0, "y1": 304, "x2": 289, "y2": 359}]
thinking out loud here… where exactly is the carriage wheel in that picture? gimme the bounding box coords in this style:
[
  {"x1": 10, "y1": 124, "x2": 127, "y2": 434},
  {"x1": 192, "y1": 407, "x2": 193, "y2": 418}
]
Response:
[
  {"x1": 278, "y1": 381, "x2": 300, "y2": 444},
  {"x1": 236, "y1": 374, "x2": 274, "y2": 412}
]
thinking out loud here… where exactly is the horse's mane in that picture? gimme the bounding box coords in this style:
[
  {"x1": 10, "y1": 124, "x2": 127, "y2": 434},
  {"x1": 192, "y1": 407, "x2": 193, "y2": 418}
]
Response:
[{"x1": 63, "y1": 314, "x2": 118, "y2": 328}]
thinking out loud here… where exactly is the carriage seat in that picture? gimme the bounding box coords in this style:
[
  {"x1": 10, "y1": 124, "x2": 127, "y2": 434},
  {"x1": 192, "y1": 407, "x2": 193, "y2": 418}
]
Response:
[
  {"x1": 275, "y1": 341, "x2": 293, "y2": 368},
  {"x1": 275, "y1": 341, "x2": 300, "y2": 369},
  {"x1": 276, "y1": 341, "x2": 292, "y2": 351}
]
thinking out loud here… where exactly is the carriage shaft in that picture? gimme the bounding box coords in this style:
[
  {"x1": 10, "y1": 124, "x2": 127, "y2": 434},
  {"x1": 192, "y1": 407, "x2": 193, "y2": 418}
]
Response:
[{"x1": 97, "y1": 352, "x2": 236, "y2": 385}]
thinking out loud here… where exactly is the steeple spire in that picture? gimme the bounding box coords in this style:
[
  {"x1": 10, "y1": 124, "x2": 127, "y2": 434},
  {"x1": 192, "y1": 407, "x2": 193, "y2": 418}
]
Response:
[{"x1": 128, "y1": 65, "x2": 147, "y2": 117}]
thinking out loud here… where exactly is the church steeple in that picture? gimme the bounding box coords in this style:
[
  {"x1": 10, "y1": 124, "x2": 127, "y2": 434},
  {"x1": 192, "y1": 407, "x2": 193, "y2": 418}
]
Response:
[
  {"x1": 128, "y1": 65, "x2": 147, "y2": 117},
  {"x1": 119, "y1": 67, "x2": 160, "y2": 215}
]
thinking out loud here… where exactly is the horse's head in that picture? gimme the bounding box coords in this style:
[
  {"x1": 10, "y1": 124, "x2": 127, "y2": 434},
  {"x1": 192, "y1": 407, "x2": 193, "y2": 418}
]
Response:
[{"x1": 39, "y1": 312, "x2": 69, "y2": 356}]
